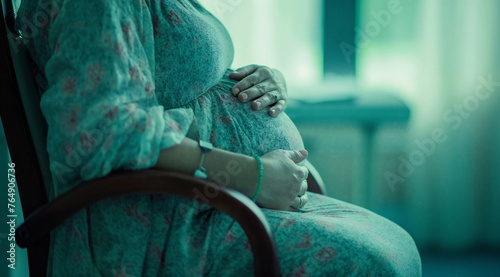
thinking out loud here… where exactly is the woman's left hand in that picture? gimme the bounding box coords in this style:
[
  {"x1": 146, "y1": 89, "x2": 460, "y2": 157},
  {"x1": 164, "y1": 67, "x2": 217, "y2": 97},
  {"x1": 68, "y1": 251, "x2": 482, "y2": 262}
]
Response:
[{"x1": 229, "y1": 64, "x2": 287, "y2": 117}]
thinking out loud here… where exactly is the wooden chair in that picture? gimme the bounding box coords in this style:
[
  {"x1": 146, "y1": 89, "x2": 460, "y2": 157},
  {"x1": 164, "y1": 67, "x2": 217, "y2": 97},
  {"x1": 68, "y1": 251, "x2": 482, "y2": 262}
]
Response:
[{"x1": 0, "y1": 1, "x2": 326, "y2": 276}]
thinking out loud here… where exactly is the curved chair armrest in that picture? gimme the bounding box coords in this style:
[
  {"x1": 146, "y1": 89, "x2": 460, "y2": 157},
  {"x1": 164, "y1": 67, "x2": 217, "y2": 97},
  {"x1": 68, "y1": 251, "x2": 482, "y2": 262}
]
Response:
[
  {"x1": 305, "y1": 160, "x2": 327, "y2": 195},
  {"x1": 16, "y1": 170, "x2": 280, "y2": 277}
]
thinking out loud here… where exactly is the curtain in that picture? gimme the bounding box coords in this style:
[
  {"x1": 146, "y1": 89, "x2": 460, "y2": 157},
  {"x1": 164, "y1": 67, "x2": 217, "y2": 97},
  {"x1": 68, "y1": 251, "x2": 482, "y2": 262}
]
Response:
[{"x1": 358, "y1": 0, "x2": 500, "y2": 250}]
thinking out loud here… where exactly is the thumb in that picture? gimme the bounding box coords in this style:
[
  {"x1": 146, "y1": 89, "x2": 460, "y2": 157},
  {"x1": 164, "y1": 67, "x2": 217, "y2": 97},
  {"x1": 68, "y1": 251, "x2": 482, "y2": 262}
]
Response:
[
  {"x1": 229, "y1": 65, "x2": 258, "y2": 80},
  {"x1": 287, "y1": 149, "x2": 308, "y2": 163}
]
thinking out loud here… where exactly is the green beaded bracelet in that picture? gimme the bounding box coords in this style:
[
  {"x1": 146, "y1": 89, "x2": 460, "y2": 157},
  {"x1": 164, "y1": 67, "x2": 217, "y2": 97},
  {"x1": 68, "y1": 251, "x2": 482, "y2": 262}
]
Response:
[{"x1": 252, "y1": 155, "x2": 263, "y2": 202}]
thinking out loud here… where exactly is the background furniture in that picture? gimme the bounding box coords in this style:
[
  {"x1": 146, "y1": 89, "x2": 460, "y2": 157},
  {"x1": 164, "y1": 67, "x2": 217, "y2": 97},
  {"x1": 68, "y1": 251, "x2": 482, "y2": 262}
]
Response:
[{"x1": 287, "y1": 93, "x2": 410, "y2": 207}]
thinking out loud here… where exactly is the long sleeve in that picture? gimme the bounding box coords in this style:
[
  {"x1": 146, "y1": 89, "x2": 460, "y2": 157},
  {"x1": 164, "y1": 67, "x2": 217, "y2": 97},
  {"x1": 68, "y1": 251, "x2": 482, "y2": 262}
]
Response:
[{"x1": 24, "y1": 0, "x2": 194, "y2": 197}]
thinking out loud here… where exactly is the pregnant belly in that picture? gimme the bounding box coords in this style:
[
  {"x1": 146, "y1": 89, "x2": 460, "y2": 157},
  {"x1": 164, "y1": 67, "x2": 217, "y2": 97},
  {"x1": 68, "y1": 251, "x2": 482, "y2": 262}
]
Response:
[{"x1": 190, "y1": 74, "x2": 304, "y2": 156}]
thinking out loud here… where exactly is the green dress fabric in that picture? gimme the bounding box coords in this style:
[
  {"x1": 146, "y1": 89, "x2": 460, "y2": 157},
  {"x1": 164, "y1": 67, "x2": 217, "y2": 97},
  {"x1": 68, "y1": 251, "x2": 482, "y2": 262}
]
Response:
[{"x1": 17, "y1": 0, "x2": 422, "y2": 276}]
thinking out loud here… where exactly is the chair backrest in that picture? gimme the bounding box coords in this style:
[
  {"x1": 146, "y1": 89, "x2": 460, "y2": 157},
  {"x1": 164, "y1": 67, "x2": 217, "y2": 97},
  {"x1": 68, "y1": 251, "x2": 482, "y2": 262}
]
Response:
[
  {"x1": 1, "y1": 0, "x2": 51, "y2": 213},
  {"x1": 0, "y1": 0, "x2": 51, "y2": 275}
]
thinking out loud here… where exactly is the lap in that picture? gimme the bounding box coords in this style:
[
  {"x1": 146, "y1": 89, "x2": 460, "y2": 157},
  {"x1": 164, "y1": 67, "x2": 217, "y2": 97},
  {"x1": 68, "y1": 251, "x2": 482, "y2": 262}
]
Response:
[
  {"x1": 211, "y1": 193, "x2": 422, "y2": 276},
  {"x1": 49, "y1": 193, "x2": 421, "y2": 276}
]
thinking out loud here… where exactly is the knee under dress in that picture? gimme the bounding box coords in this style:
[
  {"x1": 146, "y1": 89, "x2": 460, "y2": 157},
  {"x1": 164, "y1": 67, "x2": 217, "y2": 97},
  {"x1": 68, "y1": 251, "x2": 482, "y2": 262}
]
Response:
[{"x1": 17, "y1": 0, "x2": 421, "y2": 276}]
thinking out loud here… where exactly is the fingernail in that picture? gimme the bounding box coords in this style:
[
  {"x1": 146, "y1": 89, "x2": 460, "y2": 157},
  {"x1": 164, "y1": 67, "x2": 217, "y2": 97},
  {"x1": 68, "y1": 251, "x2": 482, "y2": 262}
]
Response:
[
  {"x1": 232, "y1": 88, "x2": 239, "y2": 94},
  {"x1": 255, "y1": 101, "x2": 261, "y2": 109},
  {"x1": 270, "y1": 108, "x2": 276, "y2": 113},
  {"x1": 241, "y1": 93, "x2": 248, "y2": 100}
]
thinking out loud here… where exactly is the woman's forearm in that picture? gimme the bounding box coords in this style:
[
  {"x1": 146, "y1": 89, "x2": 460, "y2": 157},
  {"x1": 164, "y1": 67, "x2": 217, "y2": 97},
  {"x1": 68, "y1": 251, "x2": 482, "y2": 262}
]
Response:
[{"x1": 154, "y1": 137, "x2": 260, "y2": 198}]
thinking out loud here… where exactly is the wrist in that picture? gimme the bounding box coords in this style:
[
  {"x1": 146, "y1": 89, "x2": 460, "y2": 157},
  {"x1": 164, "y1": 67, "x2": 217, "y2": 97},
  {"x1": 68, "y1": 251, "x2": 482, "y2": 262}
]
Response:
[
  {"x1": 202, "y1": 149, "x2": 259, "y2": 197},
  {"x1": 155, "y1": 137, "x2": 262, "y2": 198},
  {"x1": 232, "y1": 154, "x2": 260, "y2": 198}
]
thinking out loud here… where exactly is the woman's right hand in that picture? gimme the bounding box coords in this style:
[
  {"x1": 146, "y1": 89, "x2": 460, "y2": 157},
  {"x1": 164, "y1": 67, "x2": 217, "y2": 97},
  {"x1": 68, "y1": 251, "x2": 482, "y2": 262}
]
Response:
[{"x1": 255, "y1": 149, "x2": 309, "y2": 210}]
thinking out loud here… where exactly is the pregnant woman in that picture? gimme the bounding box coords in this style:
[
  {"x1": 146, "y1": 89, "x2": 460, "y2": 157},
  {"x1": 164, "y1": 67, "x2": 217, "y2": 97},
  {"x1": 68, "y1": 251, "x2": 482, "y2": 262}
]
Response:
[{"x1": 17, "y1": 0, "x2": 421, "y2": 276}]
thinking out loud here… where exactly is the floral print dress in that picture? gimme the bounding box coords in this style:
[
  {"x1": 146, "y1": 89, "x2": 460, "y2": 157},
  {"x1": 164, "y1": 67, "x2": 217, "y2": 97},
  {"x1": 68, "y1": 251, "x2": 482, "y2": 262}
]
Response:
[{"x1": 17, "y1": 0, "x2": 421, "y2": 276}]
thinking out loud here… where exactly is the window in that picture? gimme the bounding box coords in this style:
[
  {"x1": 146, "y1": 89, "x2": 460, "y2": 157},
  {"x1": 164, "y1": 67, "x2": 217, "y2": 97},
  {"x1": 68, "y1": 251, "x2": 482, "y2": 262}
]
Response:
[
  {"x1": 200, "y1": 0, "x2": 324, "y2": 87},
  {"x1": 323, "y1": 0, "x2": 357, "y2": 77}
]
